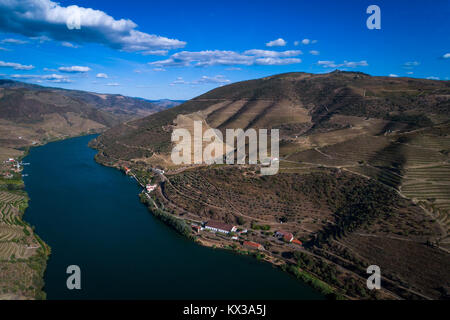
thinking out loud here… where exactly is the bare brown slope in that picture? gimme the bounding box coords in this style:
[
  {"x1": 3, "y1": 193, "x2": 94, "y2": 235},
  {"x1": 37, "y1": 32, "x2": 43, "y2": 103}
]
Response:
[{"x1": 93, "y1": 70, "x2": 449, "y2": 162}]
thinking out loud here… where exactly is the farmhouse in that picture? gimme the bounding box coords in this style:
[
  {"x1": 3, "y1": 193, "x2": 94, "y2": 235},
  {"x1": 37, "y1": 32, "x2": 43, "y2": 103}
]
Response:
[
  {"x1": 275, "y1": 230, "x2": 294, "y2": 243},
  {"x1": 243, "y1": 241, "x2": 264, "y2": 251},
  {"x1": 146, "y1": 184, "x2": 157, "y2": 193},
  {"x1": 204, "y1": 220, "x2": 237, "y2": 234}
]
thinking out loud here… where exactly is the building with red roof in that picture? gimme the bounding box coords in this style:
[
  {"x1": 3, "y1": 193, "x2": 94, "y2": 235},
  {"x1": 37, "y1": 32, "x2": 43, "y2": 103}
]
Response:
[
  {"x1": 275, "y1": 230, "x2": 294, "y2": 243},
  {"x1": 205, "y1": 220, "x2": 237, "y2": 234},
  {"x1": 243, "y1": 241, "x2": 264, "y2": 250}
]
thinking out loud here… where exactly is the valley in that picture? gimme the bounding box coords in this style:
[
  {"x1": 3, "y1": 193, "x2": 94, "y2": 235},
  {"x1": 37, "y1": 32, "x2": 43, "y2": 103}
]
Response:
[{"x1": 92, "y1": 71, "x2": 450, "y2": 299}]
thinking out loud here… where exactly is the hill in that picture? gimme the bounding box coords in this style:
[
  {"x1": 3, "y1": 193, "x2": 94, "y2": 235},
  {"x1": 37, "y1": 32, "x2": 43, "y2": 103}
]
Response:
[
  {"x1": 0, "y1": 79, "x2": 179, "y2": 161},
  {"x1": 92, "y1": 71, "x2": 450, "y2": 299},
  {"x1": 93, "y1": 71, "x2": 449, "y2": 160}
]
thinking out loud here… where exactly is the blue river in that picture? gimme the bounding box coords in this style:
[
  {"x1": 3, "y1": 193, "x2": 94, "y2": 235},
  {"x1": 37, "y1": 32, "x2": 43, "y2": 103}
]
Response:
[{"x1": 23, "y1": 134, "x2": 322, "y2": 299}]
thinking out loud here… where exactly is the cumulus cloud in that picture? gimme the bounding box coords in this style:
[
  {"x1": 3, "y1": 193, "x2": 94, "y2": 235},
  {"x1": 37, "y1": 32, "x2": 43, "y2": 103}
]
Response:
[
  {"x1": 266, "y1": 38, "x2": 287, "y2": 47},
  {"x1": 96, "y1": 73, "x2": 108, "y2": 78},
  {"x1": 402, "y1": 61, "x2": 420, "y2": 69},
  {"x1": 426, "y1": 76, "x2": 439, "y2": 80},
  {"x1": 141, "y1": 50, "x2": 168, "y2": 56},
  {"x1": 58, "y1": 66, "x2": 90, "y2": 73},
  {"x1": 1, "y1": 38, "x2": 28, "y2": 44},
  {"x1": 317, "y1": 60, "x2": 368, "y2": 68},
  {"x1": 441, "y1": 53, "x2": 450, "y2": 59},
  {"x1": 295, "y1": 39, "x2": 317, "y2": 46},
  {"x1": 61, "y1": 41, "x2": 78, "y2": 48},
  {"x1": 243, "y1": 49, "x2": 302, "y2": 57},
  {"x1": 309, "y1": 50, "x2": 320, "y2": 55},
  {"x1": 0, "y1": 60, "x2": 34, "y2": 70},
  {"x1": 406, "y1": 71, "x2": 414, "y2": 75},
  {"x1": 150, "y1": 50, "x2": 302, "y2": 67},
  {"x1": 0, "y1": 0, "x2": 186, "y2": 51},
  {"x1": 388, "y1": 74, "x2": 399, "y2": 77},
  {"x1": 171, "y1": 75, "x2": 231, "y2": 86},
  {"x1": 10, "y1": 73, "x2": 71, "y2": 83}
]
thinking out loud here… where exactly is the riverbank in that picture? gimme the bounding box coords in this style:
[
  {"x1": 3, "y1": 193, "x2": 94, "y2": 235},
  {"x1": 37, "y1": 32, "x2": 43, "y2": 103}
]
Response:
[
  {"x1": 0, "y1": 131, "x2": 105, "y2": 300},
  {"x1": 22, "y1": 135, "x2": 322, "y2": 299},
  {"x1": 137, "y1": 188, "x2": 339, "y2": 300},
  {"x1": 0, "y1": 148, "x2": 50, "y2": 300}
]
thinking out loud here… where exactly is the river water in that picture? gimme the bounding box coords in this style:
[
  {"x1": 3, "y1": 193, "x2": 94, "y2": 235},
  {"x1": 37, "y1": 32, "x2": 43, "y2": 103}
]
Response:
[{"x1": 23, "y1": 134, "x2": 322, "y2": 300}]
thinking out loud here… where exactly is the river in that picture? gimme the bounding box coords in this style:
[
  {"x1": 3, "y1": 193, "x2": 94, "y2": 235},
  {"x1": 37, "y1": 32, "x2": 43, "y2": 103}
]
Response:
[{"x1": 22, "y1": 134, "x2": 322, "y2": 300}]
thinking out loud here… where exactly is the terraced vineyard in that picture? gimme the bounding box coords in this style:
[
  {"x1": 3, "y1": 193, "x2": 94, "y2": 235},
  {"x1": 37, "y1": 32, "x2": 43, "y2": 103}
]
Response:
[
  {"x1": 0, "y1": 191, "x2": 37, "y2": 259},
  {"x1": 0, "y1": 187, "x2": 47, "y2": 299}
]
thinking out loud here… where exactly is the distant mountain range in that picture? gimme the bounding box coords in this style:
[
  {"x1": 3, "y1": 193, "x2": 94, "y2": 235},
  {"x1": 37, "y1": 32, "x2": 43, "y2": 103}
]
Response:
[{"x1": 0, "y1": 79, "x2": 180, "y2": 159}]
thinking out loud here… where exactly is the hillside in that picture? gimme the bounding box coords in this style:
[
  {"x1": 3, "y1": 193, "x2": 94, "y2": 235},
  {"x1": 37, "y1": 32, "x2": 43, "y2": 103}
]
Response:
[
  {"x1": 93, "y1": 71, "x2": 450, "y2": 299},
  {"x1": 0, "y1": 79, "x2": 179, "y2": 299},
  {"x1": 0, "y1": 80, "x2": 177, "y2": 120},
  {"x1": 0, "y1": 80, "x2": 180, "y2": 162},
  {"x1": 93, "y1": 71, "x2": 449, "y2": 161}
]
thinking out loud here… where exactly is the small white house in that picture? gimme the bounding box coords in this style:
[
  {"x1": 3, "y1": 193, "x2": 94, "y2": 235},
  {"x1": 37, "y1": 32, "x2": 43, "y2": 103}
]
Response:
[{"x1": 146, "y1": 184, "x2": 157, "y2": 193}]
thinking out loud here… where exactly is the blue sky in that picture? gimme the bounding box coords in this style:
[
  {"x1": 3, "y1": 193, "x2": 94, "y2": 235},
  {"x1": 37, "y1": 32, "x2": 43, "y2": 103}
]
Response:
[{"x1": 0, "y1": 0, "x2": 448, "y2": 100}]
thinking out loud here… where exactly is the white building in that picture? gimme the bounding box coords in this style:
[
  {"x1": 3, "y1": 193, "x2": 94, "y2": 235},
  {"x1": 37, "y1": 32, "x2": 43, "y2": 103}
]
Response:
[{"x1": 204, "y1": 221, "x2": 237, "y2": 234}]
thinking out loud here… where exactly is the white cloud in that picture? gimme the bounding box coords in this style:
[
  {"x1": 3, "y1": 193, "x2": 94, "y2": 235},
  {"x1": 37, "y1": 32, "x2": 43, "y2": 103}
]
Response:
[
  {"x1": 317, "y1": 60, "x2": 368, "y2": 68},
  {"x1": 0, "y1": 47, "x2": 10, "y2": 51},
  {"x1": 442, "y1": 53, "x2": 450, "y2": 59},
  {"x1": 0, "y1": 0, "x2": 186, "y2": 51},
  {"x1": 266, "y1": 38, "x2": 287, "y2": 47},
  {"x1": 294, "y1": 41, "x2": 299, "y2": 46},
  {"x1": 402, "y1": 61, "x2": 420, "y2": 69},
  {"x1": 105, "y1": 82, "x2": 120, "y2": 86},
  {"x1": 243, "y1": 49, "x2": 302, "y2": 57},
  {"x1": 152, "y1": 68, "x2": 166, "y2": 72},
  {"x1": 406, "y1": 71, "x2": 413, "y2": 75},
  {"x1": 309, "y1": 50, "x2": 320, "y2": 55},
  {"x1": 96, "y1": 73, "x2": 108, "y2": 78},
  {"x1": 150, "y1": 49, "x2": 302, "y2": 67},
  {"x1": 10, "y1": 73, "x2": 71, "y2": 83},
  {"x1": 43, "y1": 67, "x2": 57, "y2": 71},
  {"x1": 171, "y1": 75, "x2": 231, "y2": 86},
  {"x1": 1, "y1": 38, "x2": 28, "y2": 44},
  {"x1": 426, "y1": 76, "x2": 440, "y2": 80},
  {"x1": 388, "y1": 74, "x2": 399, "y2": 77},
  {"x1": 61, "y1": 41, "x2": 78, "y2": 48},
  {"x1": 0, "y1": 60, "x2": 34, "y2": 70},
  {"x1": 141, "y1": 50, "x2": 168, "y2": 56},
  {"x1": 311, "y1": 40, "x2": 318, "y2": 44},
  {"x1": 301, "y1": 39, "x2": 310, "y2": 45},
  {"x1": 59, "y1": 66, "x2": 91, "y2": 73},
  {"x1": 226, "y1": 67, "x2": 242, "y2": 71}
]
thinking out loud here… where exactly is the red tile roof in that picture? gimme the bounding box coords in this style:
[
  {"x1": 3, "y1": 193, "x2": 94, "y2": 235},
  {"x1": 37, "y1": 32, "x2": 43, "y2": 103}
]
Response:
[
  {"x1": 205, "y1": 220, "x2": 236, "y2": 232},
  {"x1": 243, "y1": 241, "x2": 263, "y2": 249},
  {"x1": 292, "y1": 239, "x2": 302, "y2": 245}
]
